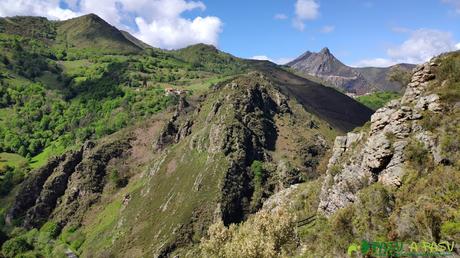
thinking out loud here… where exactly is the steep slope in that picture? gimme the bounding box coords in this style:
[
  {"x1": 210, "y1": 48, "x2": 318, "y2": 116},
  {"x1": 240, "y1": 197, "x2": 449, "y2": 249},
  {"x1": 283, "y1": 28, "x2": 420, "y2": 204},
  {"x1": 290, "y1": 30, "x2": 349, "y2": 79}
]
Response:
[
  {"x1": 249, "y1": 60, "x2": 373, "y2": 132},
  {"x1": 55, "y1": 14, "x2": 142, "y2": 54},
  {"x1": 200, "y1": 51, "x2": 460, "y2": 257},
  {"x1": 310, "y1": 52, "x2": 460, "y2": 256},
  {"x1": 120, "y1": 30, "x2": 153, "y2": 50},
  {"x1": 4, "y1": 73, "x2": 339, "y2": 257},
  {"x1": 287, "y1": 47, "x2": 415, "y2": 94},
  {"x1": 0, "y1": 13, "x2": 377, "y2": 258},
  {"x1": 357, "y1": 63, "x2": 415, "y2": 92},
  {"x1": 318, "y1": 57, "x2": 449, "y2": 215}
]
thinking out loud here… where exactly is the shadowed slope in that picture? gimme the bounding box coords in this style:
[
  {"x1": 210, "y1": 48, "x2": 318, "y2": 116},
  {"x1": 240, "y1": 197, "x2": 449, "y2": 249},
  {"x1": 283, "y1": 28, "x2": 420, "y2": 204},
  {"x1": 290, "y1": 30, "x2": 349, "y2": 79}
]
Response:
[{"x1": 249, "y1": 60, "x2": 373, "y2": 132}]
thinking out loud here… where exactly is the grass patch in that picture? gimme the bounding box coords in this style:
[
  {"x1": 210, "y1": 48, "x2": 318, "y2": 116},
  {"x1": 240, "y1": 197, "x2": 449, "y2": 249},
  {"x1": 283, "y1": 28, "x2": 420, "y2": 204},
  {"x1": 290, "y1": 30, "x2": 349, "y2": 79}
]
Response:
[
  {"x1": 30, "y1": 141, "x2": 67, "y2": 169},
  {"x1": 0, "y1": 153, "x2": 27, "y2": 170},
  {"x1": 82, "y1": 200, "x2": 121, "y2": 251},
  {"x1": 404, "y1": 139, "x2": 432, "y2": 172},
  {"x1": 185, "y1": 75, "x2": 238, "y2": 93},
  {"x1": 356, "y1": 91, "x2": 401, "y2": 110}
]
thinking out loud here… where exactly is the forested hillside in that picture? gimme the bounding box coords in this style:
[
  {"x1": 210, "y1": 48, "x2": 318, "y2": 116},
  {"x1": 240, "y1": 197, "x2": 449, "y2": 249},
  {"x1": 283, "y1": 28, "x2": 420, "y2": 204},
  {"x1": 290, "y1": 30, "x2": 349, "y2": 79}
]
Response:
[{"x1": 0, "y1": 14, "x2": 374, "y2": 258}]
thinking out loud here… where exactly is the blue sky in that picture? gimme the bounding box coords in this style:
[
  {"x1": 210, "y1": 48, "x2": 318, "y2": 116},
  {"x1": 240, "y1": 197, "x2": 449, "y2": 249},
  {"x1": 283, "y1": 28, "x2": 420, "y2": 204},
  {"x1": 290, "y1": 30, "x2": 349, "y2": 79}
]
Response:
[
  {"x1": 201, "y1": 0, "x2": 460, "y2": 66},
  {"x1": 1, "y1": 0, "x2": 459, "y2": 66}
]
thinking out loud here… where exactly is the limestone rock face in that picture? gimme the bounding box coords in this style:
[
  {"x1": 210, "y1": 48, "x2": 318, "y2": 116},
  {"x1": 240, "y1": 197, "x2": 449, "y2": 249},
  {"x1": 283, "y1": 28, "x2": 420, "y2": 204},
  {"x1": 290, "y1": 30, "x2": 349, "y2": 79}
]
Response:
[{"x1": 318, "y1": 60, "x2": 445, "y2": 216}]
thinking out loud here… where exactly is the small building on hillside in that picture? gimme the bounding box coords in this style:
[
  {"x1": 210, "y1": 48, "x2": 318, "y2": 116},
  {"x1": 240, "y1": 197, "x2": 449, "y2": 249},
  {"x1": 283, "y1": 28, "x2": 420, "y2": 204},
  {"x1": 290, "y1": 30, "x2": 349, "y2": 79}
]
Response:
[{"x1": 164, "y1": 87, "x2": 188, "y2": 96}]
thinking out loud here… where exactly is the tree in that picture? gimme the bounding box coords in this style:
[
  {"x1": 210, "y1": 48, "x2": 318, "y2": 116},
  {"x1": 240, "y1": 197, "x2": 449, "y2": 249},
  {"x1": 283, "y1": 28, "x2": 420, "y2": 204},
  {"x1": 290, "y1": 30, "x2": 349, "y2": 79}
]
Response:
[
  {"x1": 1, "y1": 237, "x2": 32, "y2": 257},
  {"x1": 201, "y1": 208, "x2": 297, "y2": 258}
]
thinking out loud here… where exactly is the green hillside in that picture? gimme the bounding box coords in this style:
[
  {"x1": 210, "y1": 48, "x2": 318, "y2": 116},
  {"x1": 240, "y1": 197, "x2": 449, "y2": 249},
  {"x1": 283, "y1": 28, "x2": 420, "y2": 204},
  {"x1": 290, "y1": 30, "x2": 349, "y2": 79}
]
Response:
[
  {"x1": 55, "y1": 14, "x2": 142, "y2": 56},
  {"x1": 174, "y1": 43, "x2": 248, "y2": 74},
  {"x1": 356, "y1": 91, "x2": 401, "y2": 110},
  {"x1": 0, "y1": 14, "x2": 376, "y2": 258}
]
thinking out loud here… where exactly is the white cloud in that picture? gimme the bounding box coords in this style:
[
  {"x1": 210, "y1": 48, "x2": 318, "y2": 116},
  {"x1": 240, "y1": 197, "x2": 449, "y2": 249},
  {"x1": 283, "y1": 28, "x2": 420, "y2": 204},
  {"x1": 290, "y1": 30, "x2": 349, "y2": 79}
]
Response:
[
  {"x1": 387, "y1": 29, "x2": 457, "y2": 64},
  {"x1": 320, "y1": 25, "x2": 335, "y2": 34},
  {"x1": 295, "y1": 0, "x2": 319, "y2": 20},
  {"x1": 0, "y1": 0, "x2": 223, "y2": 50},
  {"x1": 251, "y1": 55, "x2": 271, "y2": 61},
  {"x1": 250, "y1": 55, "x2": 293, "y2": 65},
  {"x1": 293, "y1": 0, "x2": 319, "y2": 31},
  {"x1": 353, "y1": 29, "x2": 459, "y2": 67},
  {"x1": 292, "y1": 19, "x2": 305, "y2": 31},
  {"x1": 0, "y1": 0, "x2": 81, "y2": 20},
  {"x1": 274, "y1": 13, "x2": 288, "y2": 20},
  {"x1": 135, "y1": 16, "x2": 222, "y2": 50}
]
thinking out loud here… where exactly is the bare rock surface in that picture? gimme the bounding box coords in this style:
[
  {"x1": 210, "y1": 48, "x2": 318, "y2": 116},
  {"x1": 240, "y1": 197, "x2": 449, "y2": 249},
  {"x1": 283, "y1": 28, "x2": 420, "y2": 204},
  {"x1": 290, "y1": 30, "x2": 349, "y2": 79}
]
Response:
[{"x1": 318, "y1": 60, "x2": 445, "y2": 216}]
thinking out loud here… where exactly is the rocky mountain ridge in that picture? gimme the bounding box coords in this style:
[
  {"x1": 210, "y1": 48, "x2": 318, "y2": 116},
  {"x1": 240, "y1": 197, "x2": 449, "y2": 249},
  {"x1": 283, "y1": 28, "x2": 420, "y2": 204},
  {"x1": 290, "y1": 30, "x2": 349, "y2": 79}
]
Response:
[{"x1": 287, "y1": 47, "x2": 415, "y2": 94}]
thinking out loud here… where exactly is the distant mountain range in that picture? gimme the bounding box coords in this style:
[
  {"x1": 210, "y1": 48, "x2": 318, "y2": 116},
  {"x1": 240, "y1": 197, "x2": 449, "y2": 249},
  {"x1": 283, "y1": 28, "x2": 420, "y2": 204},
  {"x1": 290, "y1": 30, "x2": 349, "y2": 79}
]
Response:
[
  {"x1": 1, "y1": 12, "x2": 458, "y2": 258},
  {"x1": 287, "y1": 47, "x2": 415, "y2": 95}
]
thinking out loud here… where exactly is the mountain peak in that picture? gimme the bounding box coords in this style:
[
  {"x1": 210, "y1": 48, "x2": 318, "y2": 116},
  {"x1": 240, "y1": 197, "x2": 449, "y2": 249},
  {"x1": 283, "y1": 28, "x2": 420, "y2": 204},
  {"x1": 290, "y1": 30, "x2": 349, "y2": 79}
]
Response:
[
  {"x1": 320, "y1": 47, "x2": 331, "y2": 55},
  {"x1": 71, "y1": 13, "x2": 107, "y2": 25},
  {"x1": 287, "y1": 46, "x2": 347, "y2": 76},
  {"x1": 85, "y1": 13, "x2": 100, "y2": 18}
]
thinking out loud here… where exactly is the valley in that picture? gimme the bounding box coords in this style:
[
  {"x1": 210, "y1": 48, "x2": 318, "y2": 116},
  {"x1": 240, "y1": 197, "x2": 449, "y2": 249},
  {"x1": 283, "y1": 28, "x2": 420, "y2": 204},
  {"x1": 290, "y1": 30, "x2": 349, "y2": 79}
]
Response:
[{"x1": 0, "y1": 12, "x2": 458, "y2": 258}]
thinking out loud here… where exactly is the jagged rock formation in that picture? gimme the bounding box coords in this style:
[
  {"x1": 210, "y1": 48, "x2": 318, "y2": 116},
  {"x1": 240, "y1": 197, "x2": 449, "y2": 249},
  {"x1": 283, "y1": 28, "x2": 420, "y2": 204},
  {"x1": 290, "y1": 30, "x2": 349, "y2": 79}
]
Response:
[
  {"x1": 6, "y1": 139, "x2": 131, "y2": 228},
  {"x1": 287, "y1": 48, "x2": 369, "y2": 93},
  {"x1": 287, "y1": 47, "x2": 415, "y2": 94},
  {"x1": 154, "y1": 97, "x2": 193, "y2": 151},
  {"x1": 318, "y1": 59, "x2": 445, "y2": 216}
]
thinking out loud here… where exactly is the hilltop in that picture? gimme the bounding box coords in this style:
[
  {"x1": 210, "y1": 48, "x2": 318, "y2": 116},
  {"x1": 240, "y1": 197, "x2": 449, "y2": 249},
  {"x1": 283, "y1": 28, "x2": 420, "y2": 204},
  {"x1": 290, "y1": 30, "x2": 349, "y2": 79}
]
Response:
[
  {"x1": 0, "y1": 12, "x2": 458, "y2": 258},
  {"x1": 0, "y1": 14, "x2": 143, "y2": 56},
  {"x1": 55, "y1": 13, "x2": 143, "y2": 54},
  {"x1": 0, "y1": 13, "x2": 374, "y2": 257}
]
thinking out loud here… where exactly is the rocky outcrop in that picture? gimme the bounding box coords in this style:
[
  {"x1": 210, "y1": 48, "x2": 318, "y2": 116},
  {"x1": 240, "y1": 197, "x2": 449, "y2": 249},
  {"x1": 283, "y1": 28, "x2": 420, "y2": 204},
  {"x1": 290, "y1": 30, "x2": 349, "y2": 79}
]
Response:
[
  {"x1": 7, "y1": 139, "x2": 131, "y2": 228},
  {"x1": 5, "y1": 156, "x2": 65, "y2": 226},
  {"x1": 209, "y1": 80, "x2": 282, "y2": 224},
  {"x1": 22, "y1": 149, "x2": 83, "y2": 228},
  {"x1": 318, "y1": 60, "x2": 445, "y2": 216},
  {"x1": 154, "y1": 97, "x2": 193, "y2": 151}
]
